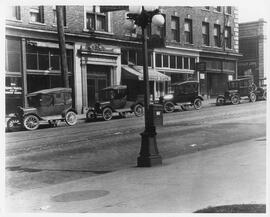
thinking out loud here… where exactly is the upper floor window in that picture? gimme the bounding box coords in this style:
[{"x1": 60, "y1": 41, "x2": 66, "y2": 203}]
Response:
[
  {"x1": 213, "y1": 6, "x2": 222, "y2": 12},
  {"x1": 6, "y1": 6, "x2": 21, "y2": 20},
  {"x1": 85, "y1": 6, "x2": 108, "y2": 32},
  {"x1": 204, "y1": 6, "x2": 210, "y2": 10},
  {"x1": 30, "y1": 6, "x2": 44, "y2": 23},
  {"x1": 225, "y1": 6, "x2": 232, "y2": 14},
  {"x1": 214, "y1": 24, "x2": 221, "y2": 47},
  {"x1": 202, "y1": 22, "x2": 209, "y2": 46},
  {"x1": 6, "y1": 38, "x2": 21, "y2": 72},
  {"x1": 53, "y1": 6, "x2": 67, "y2": 26},
  {"x1": 224, "y1": 26, "x2": 232, "y2": 48},
  {"x1": 171, "y1": 16, "x2": 180, "y2": 42},
  {"x1": 184, "y1": 19, "x2": 193, "y2": 44}
]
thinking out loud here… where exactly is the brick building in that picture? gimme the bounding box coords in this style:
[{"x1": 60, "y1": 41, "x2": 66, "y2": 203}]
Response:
[
  {"x1": 5, "y1": 5, "x2": 240, "y2": 115},
  {"x1": 238, "y1": 19, "x2": 267, "y2": 86}
]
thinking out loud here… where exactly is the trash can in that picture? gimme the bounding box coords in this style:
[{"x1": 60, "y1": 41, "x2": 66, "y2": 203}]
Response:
[{"x1": 149, "y1": 104, "x2": 163, "y2": 127}]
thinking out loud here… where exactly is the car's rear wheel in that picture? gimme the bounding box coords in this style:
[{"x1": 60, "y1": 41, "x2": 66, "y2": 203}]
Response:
[
  {"x1": 164, "y1": 101, "x2": 175, "y2": 113},
  {"x1": 23, "y1": 115, "x2": 39, "y2": 131},
  {"x1": 231, "y1": 95, "x2": 240, "y2": 105},
  {"x1": 65, "y1": 111, "x2": 77, "y2": 126},
  {"x1": 216, "y1": 97, "x2": 225, "y2": 106},
  {"x1": 7, "y1": 117, "x2": 22, "y2": 132},
  {"x1": 133, "y1": 104, "x2": 144, "y2": 117},
  {"x1": 249, "y1": 92, "x2": 257, "y2": 103},
  {"x1": 102, "y1": 107, "x2": 113, "y2": 121},
  {"x1": 193, "y1": 98, "x2": 202, "y2": 110}
]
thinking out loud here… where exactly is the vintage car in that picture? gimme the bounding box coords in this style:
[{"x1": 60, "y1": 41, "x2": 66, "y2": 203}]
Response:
[
  {"x1": 7, "y1": 88, "x2": 77, "y2": 131},
  {"x1": 159, "y1": 81, "x2": 204, "y2": 113},
  {"x1": 216, "y1": 77, "x2": 258, "y2": 106},
  {"x1": 255, "y1": 85, "x2": 267, "y2": 100},
  {"x1": 86, "y1": 85, "x2": 144, "y2": 121}
]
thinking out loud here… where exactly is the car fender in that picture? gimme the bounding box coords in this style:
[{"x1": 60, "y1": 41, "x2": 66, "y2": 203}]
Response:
[
  {"x1": 23, "y1": 113, "x2": 42, "y2": 121},
  {"x1": 196, "y1": 95, "x2": 204, "y2": 101},
  {"x1": 131, "y1": 102, "x2": 143, "y2": 110}
]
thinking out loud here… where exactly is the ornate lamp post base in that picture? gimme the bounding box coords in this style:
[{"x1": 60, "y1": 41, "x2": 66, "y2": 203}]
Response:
[{"x1": 137, "y1": 130, "x2": 162, "y2": 167}]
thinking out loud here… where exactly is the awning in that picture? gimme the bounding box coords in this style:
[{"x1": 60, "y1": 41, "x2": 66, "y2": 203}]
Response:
[
  {"x1": 122, "y1": 65, "x2": 171, "y2": 81},
  {"x1": 27, "y1": 40, "x2": 73, "y2": 49}
]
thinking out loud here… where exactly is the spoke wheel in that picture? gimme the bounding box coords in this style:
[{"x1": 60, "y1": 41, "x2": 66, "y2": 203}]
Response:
[
  {"x1": 216, "y1": 97, "x2": 225, "y2": 106},
  {"x1": 249, "y1": 92, "x2": 257, "y2": 103},
  {"x1": 193, "y1": 98, "x2": 202, "y2": 110},
  {"x1": 133, "y1": 104, "x2": 144, "y2": 117},
  {"x1": 23, "y1": 115, "x2": 39, "y2": 131},
  {"x1": 231, "y1": 95, "x2": 240, "y2": 105},
  {"x1": 65, "y1": 111, "x2": 77, "y2": 126},
  {"x1": 102, "y1": 107, "x2": 113, "y2": 121},
  {"x1": 164, "y1": 101, "x2": 175, "y2": 113},
  {"x1": 7, "y1": 117, "x2": 22, "y2": 132}
]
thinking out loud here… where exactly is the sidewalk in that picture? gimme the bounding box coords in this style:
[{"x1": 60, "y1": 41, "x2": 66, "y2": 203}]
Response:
[{"x1": 5, "y1": 137, "x2": 266, "y2": 213}]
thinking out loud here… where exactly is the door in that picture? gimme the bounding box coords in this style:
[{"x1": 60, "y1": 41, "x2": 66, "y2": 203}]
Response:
[{"x1": 87, "y1": 77, "x2": 107, "y2": 106}]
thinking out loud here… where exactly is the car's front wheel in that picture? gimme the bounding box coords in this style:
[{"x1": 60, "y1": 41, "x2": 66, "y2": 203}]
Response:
[
  {"x1": 133, "y1": 104, "x2": 144, "y2": 117},
  {"x1": 231, "y1": 95, "x2": 240, "y2": 105},
  {"x1": 65, "y1": 111, "x2": 77, "y2": 126},
  {"x1": 249, "y1": 92, "x2": 257, "y2": 103},
  {"x1": 164, "y1": 101, "x2": 175, "y2": 113},
  {"x1": 102, "y1": 107, "x2": 113, "y2": 121},
  {"x1": 23, "y1": 115, "x2": 40, "y2": 131},
  {"x1": 7, "y1": 117, "x2": 22, "y2": 132},
  {"x1": 193, "y1": 98, "x2": 202, "y2": 110}
]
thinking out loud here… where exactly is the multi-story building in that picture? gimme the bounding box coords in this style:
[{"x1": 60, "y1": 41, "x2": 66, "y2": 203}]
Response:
[
  {"x1": 5, "y1": 5, "x2": 240, "y2": 115},
  {"x1": 238, "y1": 19, "x2": 267, "y2": 86}
]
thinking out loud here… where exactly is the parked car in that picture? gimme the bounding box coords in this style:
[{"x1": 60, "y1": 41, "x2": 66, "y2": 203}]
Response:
[
  {"x1": 7, "y1": 88, "x2": 77, "y2": 131},
  {"x1": 254, "y1": 85, "x2": 267, "y2": 100},
  {"x1": 159, "y1": 81, "x2": 204, "y2": 113},
  {"x1": 86, "y1": 85, "x2": 144, "y2": 121},
  {"x1": 216, "y1": 77, "x2": 257, "y2": 106}
]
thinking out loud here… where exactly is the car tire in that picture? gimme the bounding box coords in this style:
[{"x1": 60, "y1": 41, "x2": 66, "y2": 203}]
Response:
[
  {"x1": 23, "y1": 115, "x2": 40, "y2": 131},
  {"x1": 193, "y1": 98, "x2": 202, "y2": 110},
  {"x1": 249, "y1": 92, "x2": 257, "y2": 103},
  {"x1": 102, "y1": 107, "x2": 113, "y2": 121},
  {"x1": 231, "y1": 95, "x2": 240, "y2": 105},
  {"x1": 164, "y1": 101, "x2": 175, "y2": 113},
  {"x1": 7, "y1": 117, "x2": 22, "y2": 132},
  {"x1": 216, "y1": 97, "x2": 225, "y2": 106},
  {"x1": 133, "y1": 104, "x2": 144, "y2": 117},
  {"x1": 86, "y1": 110, "x2": 96, "y2": 122},
  {"x1": 65, "y1": 111, "x2": 77, "y2": 126}
]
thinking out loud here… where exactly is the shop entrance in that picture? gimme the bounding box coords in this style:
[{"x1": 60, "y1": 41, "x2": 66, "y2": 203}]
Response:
[{"x1": 87, "y1": 65, "x2": 110, "y2": 106}]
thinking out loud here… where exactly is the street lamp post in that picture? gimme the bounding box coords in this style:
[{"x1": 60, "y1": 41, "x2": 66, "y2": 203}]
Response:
[{"x1": 127, "y1": 7, "x2": 165, "y2": 167}]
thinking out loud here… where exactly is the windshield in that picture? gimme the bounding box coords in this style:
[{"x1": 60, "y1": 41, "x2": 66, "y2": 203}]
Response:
[
  {"x1": 28, "y1": 95, "x2": 41, "y2": 107},
  {"x1": 99, "y1": 90, "x2": 115, "y2": 101}
]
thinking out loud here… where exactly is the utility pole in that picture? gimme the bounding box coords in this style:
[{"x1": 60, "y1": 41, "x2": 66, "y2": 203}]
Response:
[{"x1": 56, "y1": 5, "x2": 69, "y2": 88}]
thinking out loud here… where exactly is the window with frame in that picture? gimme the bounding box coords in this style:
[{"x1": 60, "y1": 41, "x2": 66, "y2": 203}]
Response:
[
  {"x1": 184, "y1": 57, "x2": 189, "y2": 69},
  {"x1": 224, "y1": 26, "x2": 232, "y2": 48},
  {"x1": 202, "y1": 22, "x2": 209, "y2": 46},
  {"x1": 53, "y1": 6, "x2": 67, "y2": 26},
  {"x1": 170, "y1": 56, "x2": 176, "y2": 68},
  {"x1": 204, "y1": 6, "x2": 210, "y2": 10},
  {"x1": 30, "y1": 6, "x2": 44, "y2": 23},
  {"x1": 156, "y1": 53, "x2": 162, "y2": 67},
  {"x1": 6, "y1": 6, "x2": 21, "y2": 20},
  {"x1": 163, "y1": 55, "x2": 169, "y2": 67},
  {"x1": 171, "y1": 16, "x2": 179, "y2": 42},
  {"x1": 184, "y1": 19, "x2": 193, "y2": 44},
  {"x1": 177, "y1": 56, "x2": 182, "y2": 69},
  {"x1": 85, "y1": 6, "x2": 108, "y2": 31},
  {"x1": 6, "y1": 38, "x2": 21, "y2": 72},
  {"x1": 213, "y1": 6, "x2": 222, "y2": 12},
  {"x1": 214, "y1": 24, "x2": 221, "y2": 47},
  {"x1": 225, "y1": 6, "x2": 232, "y2": 14}
]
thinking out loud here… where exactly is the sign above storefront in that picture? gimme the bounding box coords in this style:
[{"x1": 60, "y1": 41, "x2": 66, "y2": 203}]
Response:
[
  {"x1": 5, "y1": 86, "x2": 22, "y2": 95},
  {"x1": 196, "y1": 62, "x2": 206, "y2": 71}
]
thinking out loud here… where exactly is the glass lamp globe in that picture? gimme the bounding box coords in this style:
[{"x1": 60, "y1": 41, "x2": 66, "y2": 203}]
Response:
[{"x1": 152, "y1": 14, "x2": 165, "y2": 26}]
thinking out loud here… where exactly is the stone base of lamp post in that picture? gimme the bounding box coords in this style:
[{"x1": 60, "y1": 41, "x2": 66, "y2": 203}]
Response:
[{"x1": 137, "y1": 128, "x2": 162, "y2": 167}]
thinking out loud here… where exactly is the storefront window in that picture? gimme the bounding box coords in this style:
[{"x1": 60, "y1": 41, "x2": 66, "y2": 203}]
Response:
[
  {"x1": 184, "y1": 57, "x2": 189, "y2": 69},
  {"x1": 163, "y1": 55, "x2": 168, "y2": 67},
  {"x1": 170, "y1": 56, "x2": 176, "y2": 68},
  {"x1": 177, "y1": 56, "x2": 182, "y2": 69},
  {"x1": 156, "y1": 53, "x2": 162, "y2": 67},
  {"x1": 6, "y1": 38, "x2": 21, "y2": 72},
  {"x1": 190, "y1": 58, "x2": 195, "y2": 70}
]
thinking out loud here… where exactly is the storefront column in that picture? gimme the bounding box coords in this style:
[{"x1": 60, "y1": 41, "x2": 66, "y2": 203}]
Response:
[
  {"x1": 21, "y1": 38, "x2": 28, "y2": 107},
  {"x1": 74, "y1": 44, "x2": 83, "y2": 114}
]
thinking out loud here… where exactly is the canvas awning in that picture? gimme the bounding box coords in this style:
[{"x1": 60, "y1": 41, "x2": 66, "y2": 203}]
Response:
[{"x1": 122, "y1": 65, "x2": 171, "y2": 81}]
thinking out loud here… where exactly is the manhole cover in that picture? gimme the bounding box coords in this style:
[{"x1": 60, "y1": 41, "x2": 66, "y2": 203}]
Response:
[{"x1": 51, "y1": 190, "x2": 110, "y2": 202}]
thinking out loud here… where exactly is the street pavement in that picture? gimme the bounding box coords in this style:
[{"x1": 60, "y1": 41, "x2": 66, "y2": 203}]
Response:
[{"x1": 5, "y1": 137, "x2": 266, "y2": 213}]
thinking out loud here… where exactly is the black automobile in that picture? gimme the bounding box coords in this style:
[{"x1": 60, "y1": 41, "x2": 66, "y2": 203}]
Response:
[
  {"x1": 159, "y1": 81, "x2": 204, "y2": 113},
  {"x1": 216, "y1": 77, "x2": 258, "y2": 106},
  {"x1": 7, "y1": 88, "x2": 77, "y2": 131},
  {"x1": 86, "y1": 85, "x2": 144, "y2": 121}
]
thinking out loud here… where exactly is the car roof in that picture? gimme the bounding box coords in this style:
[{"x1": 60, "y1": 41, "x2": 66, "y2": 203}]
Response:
[
  {"x1": 27, "y1": 88, "x2": 72, "y2": 96},
  {"x1": 101, "y1": 85, "x2": 127, "y2": 91},
  {"x1": 171, "y1": 81, "x2": 199, "y2": 86}
]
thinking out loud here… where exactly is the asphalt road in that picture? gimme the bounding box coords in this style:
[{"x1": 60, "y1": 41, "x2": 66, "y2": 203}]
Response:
[{"x1": 5, "y1": 101, "x2": 266, "y2": 196}]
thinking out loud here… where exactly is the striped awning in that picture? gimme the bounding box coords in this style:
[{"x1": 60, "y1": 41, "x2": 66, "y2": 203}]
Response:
[{"x1": 122, "y1": 65, "x2": 171, "y2": 81}]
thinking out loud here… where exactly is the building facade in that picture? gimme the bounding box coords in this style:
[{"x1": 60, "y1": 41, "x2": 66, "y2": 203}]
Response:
[
  {"x1": 5, "y1": 5, "x2": 240, "y2": 115},
  {"x1": 238, "y1": 19, "x2": 267, "y2": 86}
]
